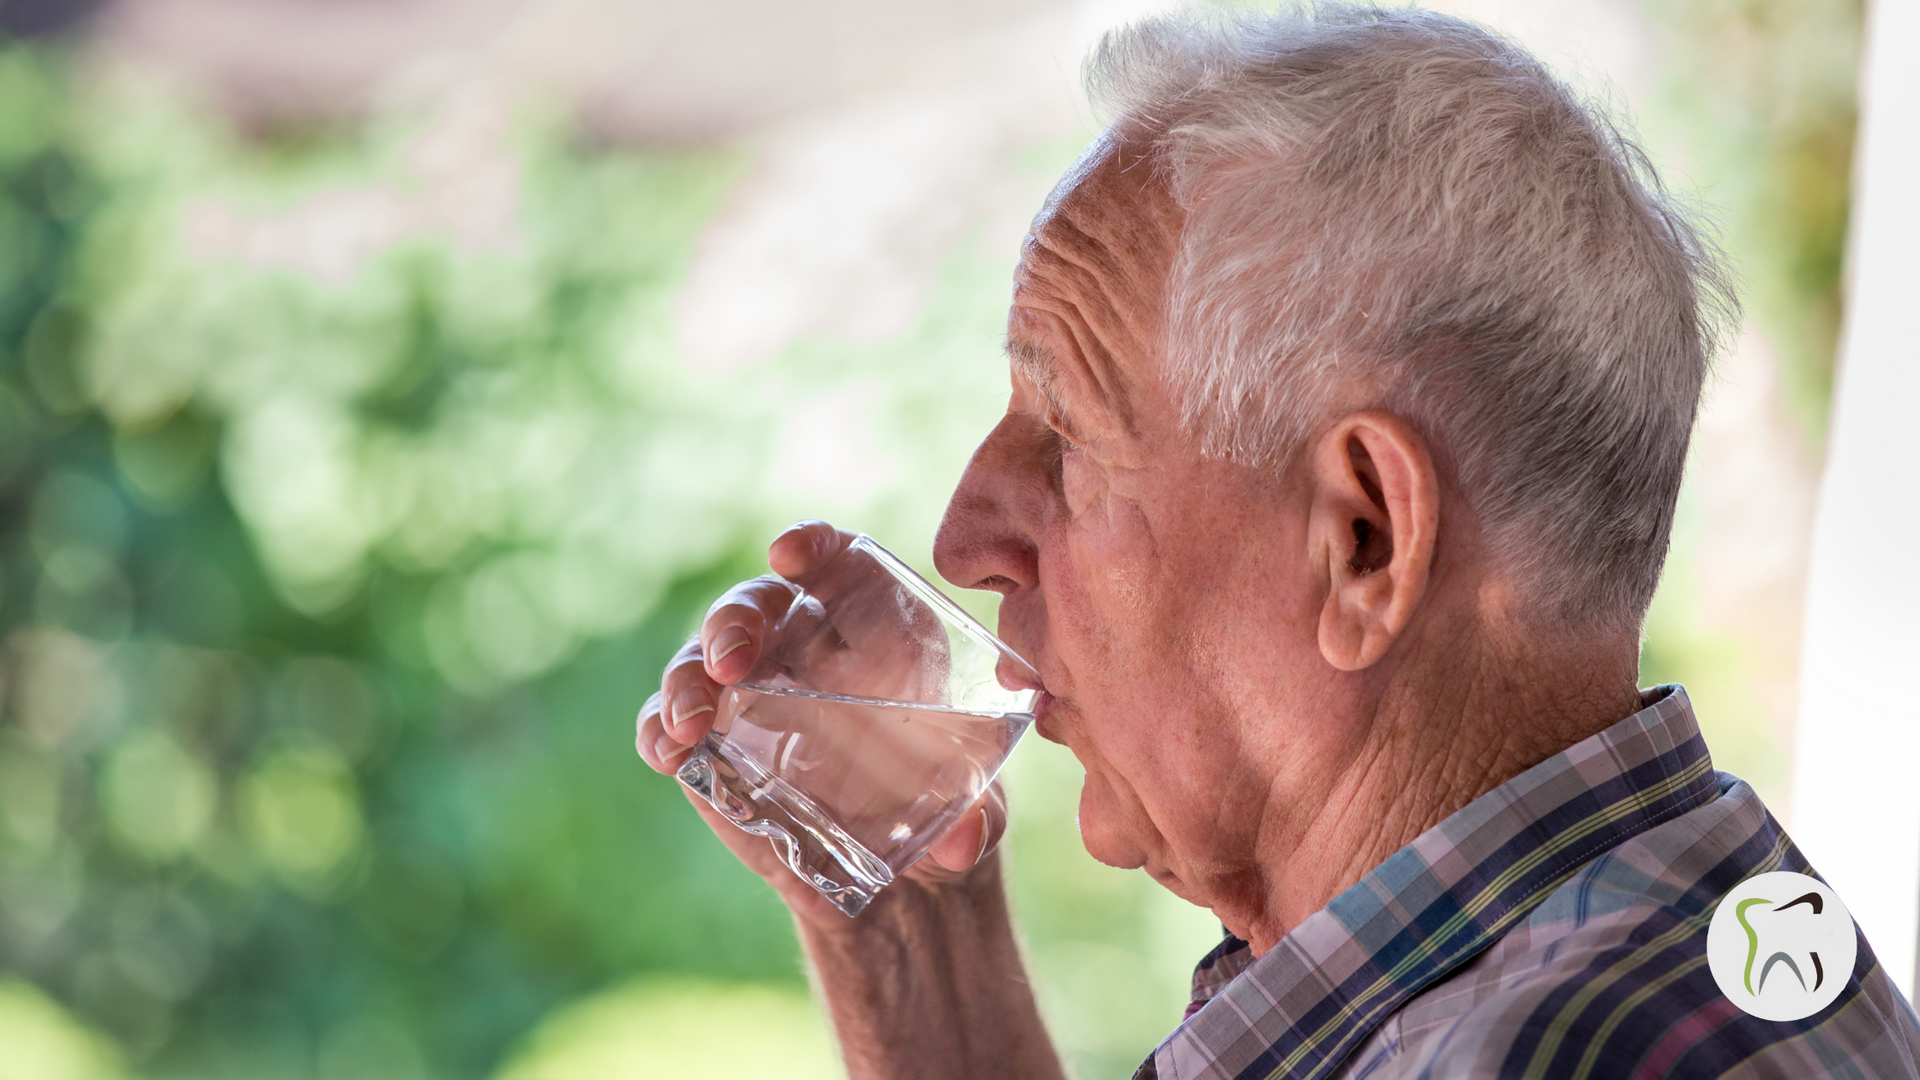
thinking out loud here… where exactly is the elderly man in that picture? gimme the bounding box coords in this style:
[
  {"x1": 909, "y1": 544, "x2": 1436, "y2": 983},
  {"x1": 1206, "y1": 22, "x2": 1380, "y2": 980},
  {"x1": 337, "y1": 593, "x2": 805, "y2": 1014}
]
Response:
[{"x1": 638, "y1": 7, "x2": 1920, "y2": 1079}]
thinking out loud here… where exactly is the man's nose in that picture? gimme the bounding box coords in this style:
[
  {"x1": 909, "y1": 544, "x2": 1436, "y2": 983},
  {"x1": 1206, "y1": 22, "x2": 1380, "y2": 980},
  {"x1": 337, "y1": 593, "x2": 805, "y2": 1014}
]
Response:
[{"x1": 933, "y1": 414, "x2": 1041, "y2": 597}]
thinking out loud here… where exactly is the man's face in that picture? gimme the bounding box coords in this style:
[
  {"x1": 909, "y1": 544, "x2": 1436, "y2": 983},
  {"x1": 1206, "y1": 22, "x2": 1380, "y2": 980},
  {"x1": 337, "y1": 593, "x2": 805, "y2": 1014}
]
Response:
[{"x1": 932, "y1": 141, "x2": 1366, "y2": 918}]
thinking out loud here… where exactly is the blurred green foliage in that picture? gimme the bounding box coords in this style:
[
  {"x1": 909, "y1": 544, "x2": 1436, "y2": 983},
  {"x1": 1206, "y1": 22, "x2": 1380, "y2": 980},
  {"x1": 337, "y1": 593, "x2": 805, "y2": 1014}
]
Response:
[
  {"x1": 1633, "y1": 0, "x2": 1862, "y2": 810},
  {"x1": 1641, "y1": 0, "x2": 1861, "y2": 438},
  {"x1": 0, "y1": 43, "x2": 818, "y2": 1079},
  {"x1": 0, "y1": 36, "x2": 1223, "y2": 1080}
]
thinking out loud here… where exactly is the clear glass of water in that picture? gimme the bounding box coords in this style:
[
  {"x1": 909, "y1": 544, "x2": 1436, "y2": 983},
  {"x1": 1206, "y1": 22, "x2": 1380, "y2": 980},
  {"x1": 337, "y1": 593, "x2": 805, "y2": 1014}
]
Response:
[{"x1": 675, "y1": 535, "x2": 1040, "y2": 917}]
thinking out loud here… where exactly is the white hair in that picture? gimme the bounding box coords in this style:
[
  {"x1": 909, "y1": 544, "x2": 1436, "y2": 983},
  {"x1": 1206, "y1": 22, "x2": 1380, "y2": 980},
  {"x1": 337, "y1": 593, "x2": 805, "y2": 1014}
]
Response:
[{"x1": 1086, "y1": 4, "x2": 1738, "y2": 631}]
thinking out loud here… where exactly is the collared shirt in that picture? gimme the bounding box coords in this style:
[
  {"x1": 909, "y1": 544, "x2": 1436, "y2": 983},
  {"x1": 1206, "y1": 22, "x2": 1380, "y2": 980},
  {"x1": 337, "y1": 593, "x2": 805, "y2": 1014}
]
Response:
[{"x1": 1139, "y1": 687, "x2": 1920, "y2": 1080}]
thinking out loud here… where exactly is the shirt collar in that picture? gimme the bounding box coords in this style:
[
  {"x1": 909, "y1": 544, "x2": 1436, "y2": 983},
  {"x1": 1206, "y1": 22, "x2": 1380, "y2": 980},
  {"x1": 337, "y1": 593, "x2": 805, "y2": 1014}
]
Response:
[{"x1": 1149, "y1": 686, "x2": 1719, "y2": 1080}]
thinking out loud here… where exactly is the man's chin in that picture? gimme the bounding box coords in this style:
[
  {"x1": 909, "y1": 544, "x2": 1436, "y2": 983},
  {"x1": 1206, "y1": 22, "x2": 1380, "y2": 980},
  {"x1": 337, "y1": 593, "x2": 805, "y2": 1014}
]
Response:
[{"x1": 1076, "y1": 795, "x2": 1150, "y2": 871}]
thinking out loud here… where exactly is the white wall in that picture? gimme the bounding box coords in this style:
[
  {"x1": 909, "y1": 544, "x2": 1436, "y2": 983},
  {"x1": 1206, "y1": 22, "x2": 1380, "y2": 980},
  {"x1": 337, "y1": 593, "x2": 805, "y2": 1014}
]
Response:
[{"x1": 1793, "y1": 0, "x2": 1920, "y2": 999}]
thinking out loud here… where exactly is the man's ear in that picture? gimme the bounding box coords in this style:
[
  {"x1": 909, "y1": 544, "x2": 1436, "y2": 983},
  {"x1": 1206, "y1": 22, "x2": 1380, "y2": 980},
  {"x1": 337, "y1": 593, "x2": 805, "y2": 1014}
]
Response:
[{"x1": 1309, "y1": 410, "x2": 1440, "y2": 671}]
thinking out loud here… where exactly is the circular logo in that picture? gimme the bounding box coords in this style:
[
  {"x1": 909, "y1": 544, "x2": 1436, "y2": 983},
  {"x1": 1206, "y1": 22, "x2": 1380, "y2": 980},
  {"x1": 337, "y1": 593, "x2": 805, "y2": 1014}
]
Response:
[{"x1": 1706, "y1": 871, "x2": 1856, "y2": 1021}]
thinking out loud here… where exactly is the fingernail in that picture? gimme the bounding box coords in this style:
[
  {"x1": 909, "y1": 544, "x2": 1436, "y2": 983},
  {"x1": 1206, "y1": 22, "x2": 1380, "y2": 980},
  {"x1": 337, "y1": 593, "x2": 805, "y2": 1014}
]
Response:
[
  {"x1": 654, "y1": 731, "x2": 689, "y2": 765},
  {"x1": 976, "y1": 808, "x2": 991, "y2": 863},
  {"x1": 671, "y1": 686, "x2": 715, "y2": 732},
  {"x1": 710, "y1": 627, "x2": 751, "y2": 666}
]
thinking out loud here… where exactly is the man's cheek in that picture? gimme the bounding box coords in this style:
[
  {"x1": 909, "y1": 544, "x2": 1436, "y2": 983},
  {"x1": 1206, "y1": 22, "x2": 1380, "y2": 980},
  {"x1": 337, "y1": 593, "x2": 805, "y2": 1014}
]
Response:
[
  {"x1": 1061, "y1": 454, "x2": 1103, "y2": 519},
  {"x1": 1066, "y1": 496, "x2": 1165, "y2": 631},
  {"x1": 1039, "y1": 544, "x2": 1110, "y2": 670}
]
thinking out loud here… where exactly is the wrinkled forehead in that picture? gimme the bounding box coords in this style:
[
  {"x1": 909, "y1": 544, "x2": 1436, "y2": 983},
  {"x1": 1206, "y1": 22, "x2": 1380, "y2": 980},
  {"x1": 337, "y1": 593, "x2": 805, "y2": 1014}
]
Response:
[
  {"x1": 1011, "y1": 131, "x2": 1185, "y2": 431},
  {"x1": 1023, "y1": 130, "x2": 1177, "y2": 258}
]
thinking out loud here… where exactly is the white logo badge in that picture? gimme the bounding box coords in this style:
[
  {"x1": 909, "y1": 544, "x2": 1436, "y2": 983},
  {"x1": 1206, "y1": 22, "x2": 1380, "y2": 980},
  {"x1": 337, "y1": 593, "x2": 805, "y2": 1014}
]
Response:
[{"x1": 1706, "y1": 871, "x2": 1856, "y2": 1021}]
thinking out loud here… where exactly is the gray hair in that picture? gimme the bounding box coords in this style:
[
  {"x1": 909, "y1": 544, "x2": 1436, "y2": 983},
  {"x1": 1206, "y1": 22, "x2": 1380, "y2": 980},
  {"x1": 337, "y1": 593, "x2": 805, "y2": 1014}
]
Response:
[{"x1": 1086, "y1": 5, "x2": 1738, "y2": 631}]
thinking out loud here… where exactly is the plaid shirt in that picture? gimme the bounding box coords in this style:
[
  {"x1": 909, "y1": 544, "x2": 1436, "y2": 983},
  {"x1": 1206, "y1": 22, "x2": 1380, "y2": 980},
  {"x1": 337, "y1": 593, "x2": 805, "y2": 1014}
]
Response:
[{"x1": 1138, "y1": 687, "x2": 1920, "y2": 1080}]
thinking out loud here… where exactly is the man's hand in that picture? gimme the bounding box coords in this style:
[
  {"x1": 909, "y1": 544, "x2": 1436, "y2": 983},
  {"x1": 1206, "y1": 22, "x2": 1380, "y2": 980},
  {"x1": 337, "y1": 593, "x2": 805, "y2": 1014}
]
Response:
[
  {"x1": 634, "y1": 520, "x2": 1007, "y2": 926},
  {"x1": 633, "y1": 520, "x2": 1065, "y2": 1080}
]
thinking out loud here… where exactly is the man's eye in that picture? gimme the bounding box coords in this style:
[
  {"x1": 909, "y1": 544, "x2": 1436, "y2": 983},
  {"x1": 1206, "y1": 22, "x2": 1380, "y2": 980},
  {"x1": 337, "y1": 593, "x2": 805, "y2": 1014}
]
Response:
[
  {"x1": 1036, "y1": 427, "x2": 1071, "y2": 490},
  {"x1": 1042, "y1": 409, "x2": 1079, "y2": 453},
  {"x1": 1043, "y1": 423, "x2": 1081, "y2": 460}
]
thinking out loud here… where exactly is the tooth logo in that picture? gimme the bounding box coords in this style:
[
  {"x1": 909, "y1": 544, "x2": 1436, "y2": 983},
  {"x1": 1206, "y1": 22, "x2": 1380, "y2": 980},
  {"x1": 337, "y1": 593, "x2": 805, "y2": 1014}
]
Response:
[{"x1": 1707, "y1": 871, "x2": 1857, "y2": 1021}]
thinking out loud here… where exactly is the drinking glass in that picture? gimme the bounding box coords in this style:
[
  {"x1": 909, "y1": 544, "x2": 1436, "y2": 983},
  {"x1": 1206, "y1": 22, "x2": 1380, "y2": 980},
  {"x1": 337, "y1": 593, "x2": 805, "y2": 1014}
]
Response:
[{"x1": 676, "y1": 535, "x2": 1039, "y2": 916}]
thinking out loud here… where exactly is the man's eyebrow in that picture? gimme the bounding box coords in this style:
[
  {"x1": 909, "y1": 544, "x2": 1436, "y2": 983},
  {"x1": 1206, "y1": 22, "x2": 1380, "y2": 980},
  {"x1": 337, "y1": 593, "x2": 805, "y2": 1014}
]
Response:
[
  {"x1": 1006, "y1": 337, "x2": 1057, "y2": 393},
  {"x1": 1006, "y1": 338, "x2": 1087, "y2": 443}
]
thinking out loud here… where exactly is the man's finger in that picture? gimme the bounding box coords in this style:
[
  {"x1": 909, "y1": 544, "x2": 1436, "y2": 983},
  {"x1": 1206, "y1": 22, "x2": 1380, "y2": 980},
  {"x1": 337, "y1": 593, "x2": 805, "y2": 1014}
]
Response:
[
  {"x1": 660, "y1": 636, "x2": 721, "y2": 745},
  {"x1": 767, "y1": 520, "x2": 859, "y2": 584},
  {"x1": 700, "y1": 576, "x2": 799, "y2": 684},
  {"x1": 920, "y1": 784, "x2": 1009, "y2": 875},
  {"x1": 636, "y1": 693, "x2": 694, "y2": 774}
]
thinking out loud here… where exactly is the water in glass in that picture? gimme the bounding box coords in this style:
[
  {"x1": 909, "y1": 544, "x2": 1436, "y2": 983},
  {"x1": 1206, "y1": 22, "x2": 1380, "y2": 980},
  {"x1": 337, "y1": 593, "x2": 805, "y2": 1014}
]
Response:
[{"x1": 679, "y1": 683, "x2": 1033, "y2": 916}]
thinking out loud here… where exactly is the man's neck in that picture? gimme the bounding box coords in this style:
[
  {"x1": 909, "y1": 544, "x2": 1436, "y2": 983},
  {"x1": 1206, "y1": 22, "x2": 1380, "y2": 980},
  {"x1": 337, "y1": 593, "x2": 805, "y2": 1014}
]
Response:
[{"x1": 1230, "y1": 627, "x2": 1642, "y2": 954}]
